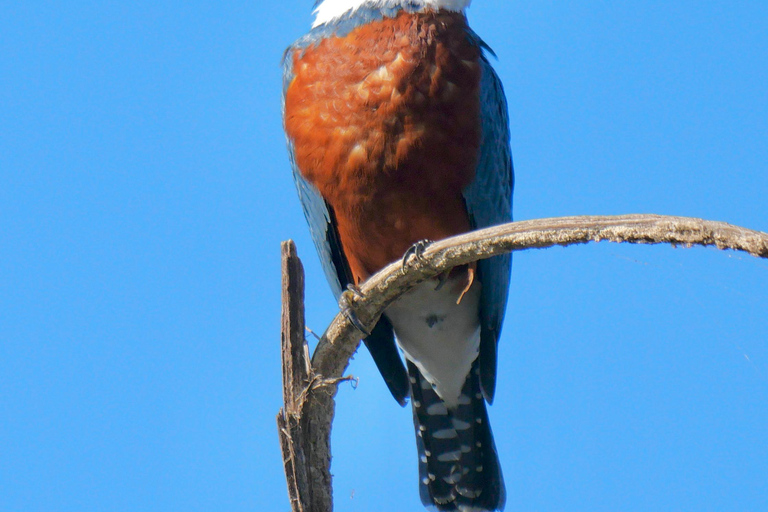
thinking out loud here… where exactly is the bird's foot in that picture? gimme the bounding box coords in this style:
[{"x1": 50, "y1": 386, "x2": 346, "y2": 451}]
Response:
[
  {"x1": 339, "y1": 285, "x2": 371, "y2": 337},
  {"x1": 345, "y1": 283, "x2": 365, "y2": 298},
  {"x1": 401, "y1": 239, "x2": 433, "y2": 271}
]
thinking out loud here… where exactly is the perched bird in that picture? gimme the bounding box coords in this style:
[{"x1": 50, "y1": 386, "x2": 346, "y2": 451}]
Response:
[{"x1": 282, "y1": 0, "x2": 513, "y2": 510}]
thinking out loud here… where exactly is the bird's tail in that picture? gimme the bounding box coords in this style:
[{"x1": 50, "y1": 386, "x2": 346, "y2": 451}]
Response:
[{"x1": 407, "y1": 359, "x2": 505, "y2": 512}]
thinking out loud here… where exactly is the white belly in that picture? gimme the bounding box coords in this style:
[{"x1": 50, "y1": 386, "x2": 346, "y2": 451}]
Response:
[{"x1": 384, "y1": 275, "x2": 481, "y2": 408}]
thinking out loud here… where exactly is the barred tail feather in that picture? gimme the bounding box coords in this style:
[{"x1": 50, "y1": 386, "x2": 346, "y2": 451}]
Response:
[{"x1": 408, "y1": 360, "x2": 505, "y2": 511}]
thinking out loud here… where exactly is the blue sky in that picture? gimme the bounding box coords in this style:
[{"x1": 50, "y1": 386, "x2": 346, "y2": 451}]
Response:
[{"x1": 1, "y1": 1, "x2": 767, "y2": 511}]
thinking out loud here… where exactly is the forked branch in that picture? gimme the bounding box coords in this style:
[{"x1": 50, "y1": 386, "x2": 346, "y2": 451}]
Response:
[{"x1": 279, "y1": 214, "x2": 768, "y2": 512}]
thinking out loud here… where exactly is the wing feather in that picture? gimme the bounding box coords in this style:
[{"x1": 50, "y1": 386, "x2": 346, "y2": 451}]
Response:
[{"x1": 462, "y1": 55, "x2": 514, "y2": 403}]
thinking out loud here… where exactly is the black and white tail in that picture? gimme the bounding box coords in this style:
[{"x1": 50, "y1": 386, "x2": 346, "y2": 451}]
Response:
[{"x1": 408, "y1": 359, "x2": 505, "y2": 512}]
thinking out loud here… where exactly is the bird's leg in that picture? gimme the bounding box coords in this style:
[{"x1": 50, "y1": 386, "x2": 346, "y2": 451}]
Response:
[
  {"x1": 401, "y1": 239, "x2": 433, "y2": 271},
  {"x1": 339, "y1": 284, "x2": 371, "y2": 337},
  {"x1": 456, "y1": 265, "x2": 476, "y2": 305}
]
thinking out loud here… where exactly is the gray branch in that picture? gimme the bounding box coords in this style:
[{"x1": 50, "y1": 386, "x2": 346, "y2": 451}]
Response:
[{"x1": 278, "y1": 214, "x2": 768, "y2": 512}]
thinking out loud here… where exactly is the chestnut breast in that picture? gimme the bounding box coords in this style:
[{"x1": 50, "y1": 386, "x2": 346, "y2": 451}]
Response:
[{"x1": 284, "y1": 10, "x2": 482, "y2": 283}]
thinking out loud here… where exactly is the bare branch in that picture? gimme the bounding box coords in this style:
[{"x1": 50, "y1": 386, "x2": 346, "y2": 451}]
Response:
[
  {"x1": 314, "y1": 214, "x2": 768, "y2": 381},
  {"x1": 277, "y1": 240, "x2": 315, "y2": 512},
  {"x1": 280, "y1": 214, "x2": 768, "y2": 511}
]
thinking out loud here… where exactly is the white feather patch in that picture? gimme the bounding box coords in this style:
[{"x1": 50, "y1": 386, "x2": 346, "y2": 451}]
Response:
[
  {"x1": 385, "y1": 275, "x2": 481, "y2": 408},
  {"x1": 313, "y1": 0, "x2": 472, "y2": 28}
]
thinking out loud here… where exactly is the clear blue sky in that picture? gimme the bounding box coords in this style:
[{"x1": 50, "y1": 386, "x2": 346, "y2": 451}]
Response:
[{"x1": 2, "y1": 1, "x2": 767, "y2": 511}]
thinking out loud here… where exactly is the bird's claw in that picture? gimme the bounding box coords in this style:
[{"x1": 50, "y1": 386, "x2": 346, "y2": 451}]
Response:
[
  {"x1": 346, "y1": 283, "x2": 365, "y2": 298},
  {"x1": 339, "y1": 287, "x2": 371, "y2": 337},
  {"x1": 402, "y1": 239, "x2": 433, "y2": 271}
]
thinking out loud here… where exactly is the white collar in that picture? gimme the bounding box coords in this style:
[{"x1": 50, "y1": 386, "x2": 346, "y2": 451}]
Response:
[{"x1": 312, "y1": 0, "x2": 471, "y2": 28}]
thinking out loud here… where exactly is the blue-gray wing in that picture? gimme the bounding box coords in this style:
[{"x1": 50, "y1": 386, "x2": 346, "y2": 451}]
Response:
[
  {"x1": 462, "y1": 55, "x2": 514, "y2": 403},
  {"x1": 286, "y1": 141, "x2": 347, "y2": 299},
  {"x1": 282, "y1": 46, "x2": 410, "y2": 404}
]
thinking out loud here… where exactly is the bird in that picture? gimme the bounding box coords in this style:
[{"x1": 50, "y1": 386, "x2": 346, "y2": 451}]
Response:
[{"x1": 282, "y1": 1, "x2": 513, "y2": 510}]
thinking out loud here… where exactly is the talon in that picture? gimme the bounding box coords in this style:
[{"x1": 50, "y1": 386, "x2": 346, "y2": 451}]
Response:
[
  {"x1": 433, "y1": 272, "x2": 450, "y2": 291},
  {"x1": 346, "y1": 283, "x2": 365, "y2": 299},
  {"x1": 402, "y1": 239, "x2": 433, "y2": 271},
  {"x1": 339, "y1": 291, "x2": 372, "y2": 337}
]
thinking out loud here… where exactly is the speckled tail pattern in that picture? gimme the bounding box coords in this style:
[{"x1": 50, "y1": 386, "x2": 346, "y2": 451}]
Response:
[{"x1": 408, "y1": 359, "x2": 505, "y2": 511}]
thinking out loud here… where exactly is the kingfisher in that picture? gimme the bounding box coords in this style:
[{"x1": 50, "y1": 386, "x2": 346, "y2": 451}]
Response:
[{"x1": 282, "y1": 0, "x2": 513, "y2": 510}]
